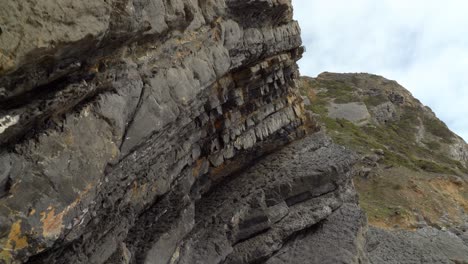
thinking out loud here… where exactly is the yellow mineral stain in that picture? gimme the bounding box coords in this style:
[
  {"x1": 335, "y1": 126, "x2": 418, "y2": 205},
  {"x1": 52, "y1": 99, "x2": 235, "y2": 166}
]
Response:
[
  {"x1": 131, "y1": 181, "x2": 138, "y2": 196},
  {"x1": 64, "y1": 131, "x2": 74, "y2": 146},
  {"x1": 0, "y1": 250, "x2": 12, "y2": 263},
  {"x1": 40, "y1": 209, "x2": 64, "y2": 239},
  {"x1": 8, "y1": 221, "x2": 28, "y2": 250},
  {"x1": 1, "y1": 184, "x2": 95, "y2": 261},
  {"x1": 89, "y1": 64, "x2": 99, "y2": 74},
  {"x1": 0, "y1": 52, "x2": 15, "y2": 74},
  {"x1": 131, "y1": 182, "x2": 148, "y2": 200},
  {"x1": 29, "y1": 209, "x2": 36, "y2": 216},
  {"x1": 0, "y1": 220, "x2": 29, "y2": 262}
]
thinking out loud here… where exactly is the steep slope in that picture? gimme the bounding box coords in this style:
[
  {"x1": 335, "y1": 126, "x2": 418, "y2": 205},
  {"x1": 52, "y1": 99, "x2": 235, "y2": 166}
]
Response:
[
  {"x1": 299, "y1": 72, "x2": 468, "y2": 230},
  {"x1": 2, "y1": 0, "x2": 467, "y2": 263},
  {"x1": 0, "y1": 1, "x2": 372, "y2": 264}
]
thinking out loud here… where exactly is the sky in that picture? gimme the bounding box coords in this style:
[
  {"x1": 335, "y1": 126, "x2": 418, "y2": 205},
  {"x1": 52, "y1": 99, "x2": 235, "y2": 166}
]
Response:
[{"x1": 292, "y1": 0, "x2": 468, "y2": 141}]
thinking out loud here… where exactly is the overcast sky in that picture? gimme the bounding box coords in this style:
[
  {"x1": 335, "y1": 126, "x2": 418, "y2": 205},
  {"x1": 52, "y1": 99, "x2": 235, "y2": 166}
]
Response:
[{"x1": 292, "y1": 0, "x2": 468, "y2": 141}]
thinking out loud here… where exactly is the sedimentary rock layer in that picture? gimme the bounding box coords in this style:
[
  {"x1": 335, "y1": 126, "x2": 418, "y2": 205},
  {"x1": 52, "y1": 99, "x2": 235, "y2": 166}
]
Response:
[{"x1": 0, "y1": 0, "x2": 320, "y2": 263}]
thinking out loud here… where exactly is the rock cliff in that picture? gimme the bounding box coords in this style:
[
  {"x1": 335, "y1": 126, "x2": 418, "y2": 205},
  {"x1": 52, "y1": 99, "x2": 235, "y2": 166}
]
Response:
[
  {"x1": 3, "y1": 1, "x2": 467, "y2": 263},
  {"x1": 0, "y1": 1, "x2": 367, "y2": 263}
]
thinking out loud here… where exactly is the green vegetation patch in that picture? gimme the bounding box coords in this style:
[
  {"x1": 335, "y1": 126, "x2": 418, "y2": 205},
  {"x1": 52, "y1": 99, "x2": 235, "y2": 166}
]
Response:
[
  {"x1": 309, "y1": 98, "x2": 328, "y2": 116},
  {"x1": 364, "y1": 94, "x2": 388, "y2": 107},
  {"x1": 303, "y1": 78, "x2": 466, "y2": 175},
  {"x1": 358, "y1": 178, "x2": 412, "y2": 222},
  {"x1": 299, "y1": 76, "x2": 466, "y2": 175},
  {"x1": 423, "y1": 140, "x2": 441, "y2": 151},
  {"x1": 414, "y1": 159, "x2": 457, "y2": 175},
  {"x1": 299, "y1": 75, "x2": 468, "y2": 229},
  {"x1": 423, "y1": 117, "x2": 454, "y2": 143},
  {"x1": 319, "y1": 80, "x2": 360, "y2": 104}
]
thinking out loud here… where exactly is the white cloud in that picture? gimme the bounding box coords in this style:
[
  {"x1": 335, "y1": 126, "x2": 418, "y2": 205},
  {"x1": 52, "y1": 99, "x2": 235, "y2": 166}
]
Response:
[{"x1": 292, "y1": 0, "x2": 468, "y2": 141}]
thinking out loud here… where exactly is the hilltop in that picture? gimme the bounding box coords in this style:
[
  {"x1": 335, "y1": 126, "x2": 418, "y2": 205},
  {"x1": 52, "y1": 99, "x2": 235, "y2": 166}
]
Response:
[{"x1": 299, "y1": 72, "x2": 468, "y2": 230}]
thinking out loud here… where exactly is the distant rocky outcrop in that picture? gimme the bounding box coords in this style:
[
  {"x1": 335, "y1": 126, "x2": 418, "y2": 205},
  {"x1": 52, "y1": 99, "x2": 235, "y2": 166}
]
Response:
[{"x1": 300, "y1": 72, "x2": 468, "y2": 263}]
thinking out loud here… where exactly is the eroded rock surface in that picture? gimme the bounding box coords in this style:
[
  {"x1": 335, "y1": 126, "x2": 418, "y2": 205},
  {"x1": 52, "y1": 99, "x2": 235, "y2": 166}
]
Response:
[
  {"x1": 163, "y1": 132, "x2": 360, "y2": 264},
  {"x1": 367, "y1": 227, "x2": 468, "y2": 264},
  {"x1": 265, "y1": 203, "x2": 368, "y2": 264},
  {"x1": 0, "y1": 0, "x2": 311, "y2": 263},
  {"x1": 327, "y1": 102, "x2": 370, "y2": 126},
  {"x1": 4, "y1": 0, "x2": 466, "y2": 263}
]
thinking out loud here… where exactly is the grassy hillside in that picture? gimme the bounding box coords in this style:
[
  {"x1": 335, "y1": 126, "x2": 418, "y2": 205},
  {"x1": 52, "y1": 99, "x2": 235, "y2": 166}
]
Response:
[{"x1": 300, "y1": 72, "x2": 468, "y2": 229}]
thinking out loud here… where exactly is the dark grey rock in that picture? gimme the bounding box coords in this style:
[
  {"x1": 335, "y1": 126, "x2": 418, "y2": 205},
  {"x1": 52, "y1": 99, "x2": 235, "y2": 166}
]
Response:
[
  {"x1": 143, "y1": 204, "x2": 195, "y2": 264},
  {"x1": 174, "y1": 132, "x2": 358, "y2": 264},
  {"x1": 265, "y1": 203, "x2": 368, "y2": 264},
  {"x1": 367, "y1": 227, "x2": 468, "y2": 264},
  {"x1": 0, "y1": 0, "x2": 308, "y2": 262},
  {"x1": 388, "y1": 92, "x2": 405, "y2": 105},
  {"x1": 2, "y1": 0, "x2": 465, "y2": 263}
]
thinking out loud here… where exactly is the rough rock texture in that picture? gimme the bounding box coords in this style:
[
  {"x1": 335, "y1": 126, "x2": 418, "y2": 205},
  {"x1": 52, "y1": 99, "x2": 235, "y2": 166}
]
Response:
[
  {"x1": 265, "y1": 203, "x2": 368, "y2": 264},
  {"x1": 370, "y1": 102, "x2": 398, "y2": 125},
  {"x1": 367, "y1": 227, "x2": 468, "y2": 264},
  {"x1": 0, "y1": 1, "x2": 374, "y2": 263},
  {"x1": 166, "y1": 132, "x2": 360, "y2": 264},
  {"x1": 0, "y1": 0, "x2": 311, "y2": 263},
  {"x1": 4, "y1": 1, "x2": 467, "y2": 263}
]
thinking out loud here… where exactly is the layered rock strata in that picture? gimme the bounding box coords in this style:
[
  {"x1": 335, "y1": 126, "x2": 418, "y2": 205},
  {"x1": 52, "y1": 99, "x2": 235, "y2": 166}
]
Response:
[
  {"x1": 4, "y1": 0, "x2": 468, "y2": 263},
  {"x1": 0, "y1": 0, "x2": 321, "y2": 263}
]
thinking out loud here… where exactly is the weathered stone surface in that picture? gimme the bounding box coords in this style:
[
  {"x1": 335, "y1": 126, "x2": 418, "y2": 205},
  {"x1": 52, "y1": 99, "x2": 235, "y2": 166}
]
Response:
[
  {"x1": 449, "y1": 139, "x2": 468, "y2": 164},
  {"x1": 0, "y1": 0, "x2": 310, "y2": 263},
  {"x1": 5, "y1": 1, "x2": 466, "y2": 263},
  {"x1": 367, "y1": 227, "x2": 468, "y2": 264},
  {"x1": 371, "y1": 102, "x2": 399, "y2": 124},
  {"x1": 174, "y1": 132, "x2": 358, "y2": 264},
  {"x1": 327, "y1": 102, "x2": 371, "y2": 126},
  {"x1": 265, "y1": 203, "x2": 368, "y2": 264}
]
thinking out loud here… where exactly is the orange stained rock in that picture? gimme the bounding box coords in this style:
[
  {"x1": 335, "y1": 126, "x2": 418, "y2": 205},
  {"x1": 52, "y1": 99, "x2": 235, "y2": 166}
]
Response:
[
  {"x1": 40, "y1": 208, "x2": 65, "y2": 239},
  {"x1": 192, "y1": 159, "x2": 205, "y2": 178}
]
